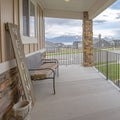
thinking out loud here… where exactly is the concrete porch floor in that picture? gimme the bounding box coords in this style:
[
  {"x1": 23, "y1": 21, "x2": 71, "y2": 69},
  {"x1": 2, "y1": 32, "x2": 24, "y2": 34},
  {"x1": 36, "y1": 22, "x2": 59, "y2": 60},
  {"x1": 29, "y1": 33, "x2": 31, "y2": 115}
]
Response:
[{"x1": 30, "y1": 65, "x2": 120, "y2": 120}]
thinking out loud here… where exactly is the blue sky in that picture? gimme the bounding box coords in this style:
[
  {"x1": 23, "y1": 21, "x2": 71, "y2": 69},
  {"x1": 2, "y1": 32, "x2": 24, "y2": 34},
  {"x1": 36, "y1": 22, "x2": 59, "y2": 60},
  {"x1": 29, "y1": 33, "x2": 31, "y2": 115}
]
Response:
[{"x1": 45, "y1": 0, "x2": 120, "y2": 39}]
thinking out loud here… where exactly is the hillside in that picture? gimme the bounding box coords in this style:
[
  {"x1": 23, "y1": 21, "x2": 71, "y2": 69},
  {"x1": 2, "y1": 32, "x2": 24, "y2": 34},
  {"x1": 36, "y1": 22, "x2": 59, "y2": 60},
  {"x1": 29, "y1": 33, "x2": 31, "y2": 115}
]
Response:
[{"x1": 46, "y1": 35, "x2": 82, "y2": 43}]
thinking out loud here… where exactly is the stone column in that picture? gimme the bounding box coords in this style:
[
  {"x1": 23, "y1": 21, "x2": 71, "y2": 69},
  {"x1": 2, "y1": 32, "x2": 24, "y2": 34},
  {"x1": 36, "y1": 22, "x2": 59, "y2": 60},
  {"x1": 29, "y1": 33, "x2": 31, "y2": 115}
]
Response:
[{"x1": 82, "y1": 12, "x2": 93, "y2": 66}]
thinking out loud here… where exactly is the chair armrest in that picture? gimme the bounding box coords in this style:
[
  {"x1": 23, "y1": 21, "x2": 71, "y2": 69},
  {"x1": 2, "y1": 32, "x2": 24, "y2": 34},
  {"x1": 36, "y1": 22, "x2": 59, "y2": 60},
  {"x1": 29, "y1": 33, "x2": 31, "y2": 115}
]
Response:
[{"x1": 41, "y1": 59, "x2": 59, "y2": 64}]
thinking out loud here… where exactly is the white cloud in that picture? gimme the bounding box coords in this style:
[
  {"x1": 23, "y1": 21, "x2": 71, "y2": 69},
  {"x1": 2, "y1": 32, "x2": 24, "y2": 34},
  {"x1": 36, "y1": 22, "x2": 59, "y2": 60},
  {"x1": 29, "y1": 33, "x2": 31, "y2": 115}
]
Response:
[
  {"x1": 94, "y1": 8, "x2": 120, "y2": 23},
  {"x1": 93, "y1": 29, "x2": 116, "y2": 38},
  {"x1": 45, "y1": 19, "x2": 82, "y2": 38},
  {"x1": 93, "y1": 7, "x2": 120, "y2": 39},
  {"x1": 45, "y1": 2, "x2": 120, "y2": 39}
]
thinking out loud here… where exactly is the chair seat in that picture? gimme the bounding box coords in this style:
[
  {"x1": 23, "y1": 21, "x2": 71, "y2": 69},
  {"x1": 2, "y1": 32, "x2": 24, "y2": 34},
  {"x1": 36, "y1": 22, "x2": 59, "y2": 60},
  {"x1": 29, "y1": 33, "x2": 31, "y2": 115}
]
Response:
[{"x1": 30, "y1": 70, "x2": 52, "y2": 80}]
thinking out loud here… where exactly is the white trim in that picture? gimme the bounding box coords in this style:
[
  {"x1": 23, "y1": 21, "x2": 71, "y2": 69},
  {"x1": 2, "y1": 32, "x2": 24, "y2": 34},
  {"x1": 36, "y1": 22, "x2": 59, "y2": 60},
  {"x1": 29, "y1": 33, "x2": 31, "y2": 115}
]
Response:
[
  {"x1": 0, "y1": 49, "x2": 46, "y2": 74},
  {"x1": 25, "y1": 49, "x2": 46, "y2": 57},
  {"x1": 21, "y1": 36, "x2": 38, "y2": 44},
  {"x1": 0, "y1": 59, "x2": 17, "y2": 74}
]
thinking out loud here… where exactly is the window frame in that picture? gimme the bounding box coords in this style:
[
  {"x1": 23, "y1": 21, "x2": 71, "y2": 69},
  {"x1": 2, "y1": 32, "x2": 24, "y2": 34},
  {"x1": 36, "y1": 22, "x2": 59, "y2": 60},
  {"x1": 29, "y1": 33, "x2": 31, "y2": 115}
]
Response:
[{"x1": 20, "y1": 0, "x2": 37, "y2": 44}]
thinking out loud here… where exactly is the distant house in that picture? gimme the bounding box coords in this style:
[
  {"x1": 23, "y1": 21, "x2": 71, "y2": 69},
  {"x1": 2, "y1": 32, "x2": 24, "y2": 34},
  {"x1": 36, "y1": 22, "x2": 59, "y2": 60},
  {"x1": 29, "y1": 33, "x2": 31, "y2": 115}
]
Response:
[
  {"x1": 45, "y1": 41, "x2": 59, "y2": 52},
  {"x1": 55, "y1": 43, "x2": 65, "y2": 48},
  {"x1": 109, "y1": 40, "x2": 115, "y2": 47},
  {"x1": 73, "y1": 41, "x2": 82, "y2": 49},
  {"x1": 93, "y1": 38, "x2": 99, "y2": 45},
  {"x1": 111, "y1": 40, "x2": 120, "y2": 48},
  {"x1": 93, "y1": 39, "x2": 111, "y2": 48},
  {"x1": 65, "y1": 44, "x2": 73, "y2": 48}
]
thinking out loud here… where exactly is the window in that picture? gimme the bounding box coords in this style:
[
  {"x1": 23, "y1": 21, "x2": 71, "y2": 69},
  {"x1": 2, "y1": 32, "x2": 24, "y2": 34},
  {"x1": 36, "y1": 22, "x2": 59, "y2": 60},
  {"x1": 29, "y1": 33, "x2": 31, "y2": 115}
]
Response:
[
  {"x1": 23, "y1": 0, "x2": 29, "y2": 36},
  {"x1": 22, "y1": 0, "x2": 35, "y2": 37},
  {"x1": 30, "y1": 1, "x2": 35, "y2": 37}
]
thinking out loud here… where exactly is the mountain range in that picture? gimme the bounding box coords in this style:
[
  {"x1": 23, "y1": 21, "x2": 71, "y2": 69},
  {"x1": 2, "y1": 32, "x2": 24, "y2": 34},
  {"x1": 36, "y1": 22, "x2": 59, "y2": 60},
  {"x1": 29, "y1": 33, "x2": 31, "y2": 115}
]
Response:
[
  {"x1": 46, "y1": 35, "x2": 117, "y2": 44},
  {"x1": 46, "y1": 35, "x2": 82, "y2": 43}
]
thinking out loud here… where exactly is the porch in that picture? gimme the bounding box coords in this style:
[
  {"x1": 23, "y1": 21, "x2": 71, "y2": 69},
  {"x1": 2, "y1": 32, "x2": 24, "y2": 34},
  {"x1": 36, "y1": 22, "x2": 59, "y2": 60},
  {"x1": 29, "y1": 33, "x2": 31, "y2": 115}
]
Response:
[
  {"x1": 0, "y1": 0, "x2": 118, "y2": 119},
  {"x1": 30, "y1": 65, "x2": 120, "y2": 120}
]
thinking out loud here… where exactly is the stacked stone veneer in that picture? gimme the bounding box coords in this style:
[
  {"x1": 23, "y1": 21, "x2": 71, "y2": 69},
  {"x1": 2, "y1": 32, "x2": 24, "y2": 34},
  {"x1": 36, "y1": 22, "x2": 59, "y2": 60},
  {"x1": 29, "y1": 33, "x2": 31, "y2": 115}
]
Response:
[{"x1": 82, "y1": 12, "x2": 93, "y2": 66}]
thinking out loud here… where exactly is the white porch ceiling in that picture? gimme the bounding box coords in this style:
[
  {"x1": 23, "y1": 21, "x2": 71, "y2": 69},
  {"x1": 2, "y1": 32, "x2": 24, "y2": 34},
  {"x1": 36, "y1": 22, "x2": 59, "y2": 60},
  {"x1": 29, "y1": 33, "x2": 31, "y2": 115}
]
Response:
[{"x1": 38, "y1": 0, "x2": 116, "y2": 19}]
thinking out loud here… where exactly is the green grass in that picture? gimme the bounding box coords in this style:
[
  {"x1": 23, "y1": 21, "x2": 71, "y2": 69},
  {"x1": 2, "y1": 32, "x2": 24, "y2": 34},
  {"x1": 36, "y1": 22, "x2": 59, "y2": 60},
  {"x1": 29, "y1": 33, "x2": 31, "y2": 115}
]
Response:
[
  {"x1": 46, "y1": 48, "x2": 82, "y2": 56},
  {"x1": 101, "y1": 47, "x2": 120, "y2": 51},
  {"x1": 94, "y1": 61, "x2": 115, "y2": 66},
  {"x1": 95, "y1": 63, "x2": 120, "y2": 81},
  {"x1": 94, "y1": 47, "x2": 120, "y2": 52}
]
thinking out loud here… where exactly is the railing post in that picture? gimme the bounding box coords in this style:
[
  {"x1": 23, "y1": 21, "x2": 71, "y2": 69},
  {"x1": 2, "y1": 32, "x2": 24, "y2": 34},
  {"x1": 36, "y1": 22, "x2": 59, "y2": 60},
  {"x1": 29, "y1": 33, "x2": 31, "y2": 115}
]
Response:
[
  {"x1": 97, "y1": 49, "x2": 100, "y2": 72},
  {"x1": 106, "y1": 51, "x2": 108, "y2": 80},
  {"x1": 118, "y1": 55, "x2": 120, "y2": 86}
]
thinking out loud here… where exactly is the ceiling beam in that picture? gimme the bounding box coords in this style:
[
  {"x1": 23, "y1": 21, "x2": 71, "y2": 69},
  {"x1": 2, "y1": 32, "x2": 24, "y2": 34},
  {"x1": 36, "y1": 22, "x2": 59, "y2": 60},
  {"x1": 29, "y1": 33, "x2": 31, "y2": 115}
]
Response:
[{"x1": 44, "y1": 9, "x2": 83, "y2": 19}]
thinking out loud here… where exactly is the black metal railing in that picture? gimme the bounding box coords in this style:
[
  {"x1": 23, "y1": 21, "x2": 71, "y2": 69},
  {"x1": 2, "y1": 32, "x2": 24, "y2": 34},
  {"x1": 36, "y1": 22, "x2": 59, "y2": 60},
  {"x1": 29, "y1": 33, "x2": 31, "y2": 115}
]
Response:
[
  {"x1": 94, "y1": 49, "x2": 120, "y2": 87},
  {"x1": 46, "y1": 47, "x2": 83, "y2": 65}
]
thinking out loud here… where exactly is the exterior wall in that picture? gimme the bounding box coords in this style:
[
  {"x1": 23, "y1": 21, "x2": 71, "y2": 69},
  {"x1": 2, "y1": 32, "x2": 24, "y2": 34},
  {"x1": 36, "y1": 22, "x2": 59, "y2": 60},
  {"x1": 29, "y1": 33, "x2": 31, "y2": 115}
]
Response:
[
  {"x1": 0, "y1": 0, "x2": 45, "y2": 119},
  {"x1": 1, "y1": 0, "x2": 15, "y2": 62},
  {"x1": 0, "y1": 0, "x2": 21, "y2": 119},
  {"x1": 0, "y1": 0, "x2": 1, "y2": 63},
  {"x1": 82, "y1": 12, "x2": 93, "y2": 66},
  {"x1": 0, "y1": 68, "x2": 23, "y2": 119}
]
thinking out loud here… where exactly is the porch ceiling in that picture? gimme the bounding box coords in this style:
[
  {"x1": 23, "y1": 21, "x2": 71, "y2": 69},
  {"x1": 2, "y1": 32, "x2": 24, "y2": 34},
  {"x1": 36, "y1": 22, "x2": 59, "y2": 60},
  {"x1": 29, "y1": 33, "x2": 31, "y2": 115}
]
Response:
[{"x1": 39, "y1": 0, "x2": 116, "y2": 19}]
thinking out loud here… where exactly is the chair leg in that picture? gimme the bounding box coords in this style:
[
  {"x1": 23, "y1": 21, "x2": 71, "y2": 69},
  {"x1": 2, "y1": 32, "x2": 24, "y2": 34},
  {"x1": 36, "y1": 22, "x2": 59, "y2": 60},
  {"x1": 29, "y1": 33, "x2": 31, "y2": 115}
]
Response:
[
  {"x1": 57, "y1": 67, "x2": 59, "y2": 77},
  {"x1": 53, "y1": 72, "x2": 56, "y2": 94},
  {"x1": 53, "y1": 77, "x2": 55, "y2": 94}
]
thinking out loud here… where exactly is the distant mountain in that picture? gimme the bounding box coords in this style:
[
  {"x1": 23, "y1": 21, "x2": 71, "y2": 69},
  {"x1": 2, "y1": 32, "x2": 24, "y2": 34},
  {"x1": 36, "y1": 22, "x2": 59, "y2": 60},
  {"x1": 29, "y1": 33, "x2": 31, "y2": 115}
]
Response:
[
  {"x1": 46, "y1": 35, "x2": 82, "y2": 43},
  {"x1": 45, "y1": 41, "x2": 57, "y2": 48},
  {"x1": 46, "y1": 35, "x2": 116, "y2": 44}
]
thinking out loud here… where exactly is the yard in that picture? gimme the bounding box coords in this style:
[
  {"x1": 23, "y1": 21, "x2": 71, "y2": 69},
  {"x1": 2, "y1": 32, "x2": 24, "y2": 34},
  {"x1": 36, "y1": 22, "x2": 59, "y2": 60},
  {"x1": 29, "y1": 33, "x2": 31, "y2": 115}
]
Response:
[
  {"x1": 95, "y1": 62, "x2": 120, "y2": 81},
  {"x1": 46, "y1": 48, "x2": 82, "y2": 56}
]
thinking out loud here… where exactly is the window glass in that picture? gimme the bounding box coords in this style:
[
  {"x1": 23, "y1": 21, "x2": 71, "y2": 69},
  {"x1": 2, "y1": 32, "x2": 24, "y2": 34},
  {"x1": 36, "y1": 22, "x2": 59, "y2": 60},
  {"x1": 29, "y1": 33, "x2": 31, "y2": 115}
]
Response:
[
  {"x1": 22, "y1": 0, "x2": 35, "y2": 37},
  {"x1": 30, "y1": 1, "x2": 35, "y2": 37},
  {"x1": 23, "y1": 0, "x2": 29, "y2": 36}
]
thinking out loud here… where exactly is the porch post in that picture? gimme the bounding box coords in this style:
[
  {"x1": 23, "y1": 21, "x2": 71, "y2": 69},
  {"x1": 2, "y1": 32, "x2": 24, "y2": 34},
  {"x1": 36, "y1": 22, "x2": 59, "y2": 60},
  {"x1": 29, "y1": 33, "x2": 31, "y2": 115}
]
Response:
[{"x1": 82, "y1": 11, "x2": 93, "y2": 66}]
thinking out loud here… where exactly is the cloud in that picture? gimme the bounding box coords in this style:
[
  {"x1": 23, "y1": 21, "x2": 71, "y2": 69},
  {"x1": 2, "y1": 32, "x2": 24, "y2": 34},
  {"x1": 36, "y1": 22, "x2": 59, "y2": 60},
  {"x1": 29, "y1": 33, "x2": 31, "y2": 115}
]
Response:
[
  {"x1": 93, "y1": 29, "x2": 116, "y2": 38},
  {"x1": 112, "y1": 29, "x2": 120, "y2": 38},
  {"x1": 45, "y1": 25, "x2": 82, "y2": 38},
  {"x1": 116, "y1": 13, "x2": 120, "y2": 19},
  {"x1": 94, "y1": 8, "x2": 120, "y2": 23},
  {"x1": 93, "y1": 5, "x2": 120, "y2": 39},
  {"x1": 45, "y1": 18, "x2": 82, "y2": 26},
  {"x1": 93, "y1": 25, "x2": 120, "y2": 39},
  {"x1": 45, "y1": 0, "x2": 120, "y2": 39},
  {"x1": 45, "y1": 18, "x2": 82, "y2": 38},
  {"x1": 93, "y1": 20, "x2": 107, "y2": 24}
]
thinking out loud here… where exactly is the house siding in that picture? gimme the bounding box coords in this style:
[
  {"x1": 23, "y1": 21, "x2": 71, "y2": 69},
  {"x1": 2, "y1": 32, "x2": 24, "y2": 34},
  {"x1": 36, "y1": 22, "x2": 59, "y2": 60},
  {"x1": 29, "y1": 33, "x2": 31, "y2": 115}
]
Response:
[{"x1": 0, "y1": 0, "x2": 45, "y2": 119}]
